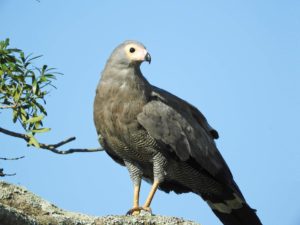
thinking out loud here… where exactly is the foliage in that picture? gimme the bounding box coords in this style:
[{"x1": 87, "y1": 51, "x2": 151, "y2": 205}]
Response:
[{"x1": 0, "y1": 38, "x2": 59, "y2": 147}]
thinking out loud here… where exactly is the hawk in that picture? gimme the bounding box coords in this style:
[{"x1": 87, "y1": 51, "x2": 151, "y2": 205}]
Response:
[{"x1": 93, "y1": 41, "x2": 262, "y2": 225}]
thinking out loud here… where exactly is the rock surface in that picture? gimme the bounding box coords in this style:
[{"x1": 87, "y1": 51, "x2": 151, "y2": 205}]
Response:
[{"x1": 0, "y1": 181, "x2": 200, "y2": 225}]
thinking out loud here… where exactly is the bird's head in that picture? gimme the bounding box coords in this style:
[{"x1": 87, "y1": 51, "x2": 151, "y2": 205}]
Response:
[{"x1": 108, "y1": 41, "x2": 151, "y2": 67}]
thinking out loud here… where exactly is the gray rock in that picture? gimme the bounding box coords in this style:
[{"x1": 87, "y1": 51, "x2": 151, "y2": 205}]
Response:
[{"x1": 0, "y1": 181, "x2": 200, "y2": 225}]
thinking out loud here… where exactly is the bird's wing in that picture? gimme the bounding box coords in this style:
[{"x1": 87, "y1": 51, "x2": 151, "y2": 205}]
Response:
[
  {"x1": 137, "y1": 86, "x2": 233, "y2": 185},
  {"x1": 151, "y1": 86, "x2": 219, "y2": 139}
]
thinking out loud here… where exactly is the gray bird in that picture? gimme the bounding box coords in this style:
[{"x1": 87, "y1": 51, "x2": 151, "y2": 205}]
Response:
[{"x1": 93, "y1": 41, "x2": 262, "y2": 225}]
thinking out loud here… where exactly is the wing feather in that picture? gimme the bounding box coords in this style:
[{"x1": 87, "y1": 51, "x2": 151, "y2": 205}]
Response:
[{"x1": 137, "y1": 86, "x2": 233, "y2": 185}]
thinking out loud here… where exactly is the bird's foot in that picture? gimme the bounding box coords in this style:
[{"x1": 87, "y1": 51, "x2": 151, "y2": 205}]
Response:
[{"x1": 126, "y1": 206, "x2": 152, "y2": 216}]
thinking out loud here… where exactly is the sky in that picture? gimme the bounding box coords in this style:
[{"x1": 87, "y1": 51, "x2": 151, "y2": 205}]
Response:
[{"x1": 0, "y1": 0, "x2": 300, "y2": 224}]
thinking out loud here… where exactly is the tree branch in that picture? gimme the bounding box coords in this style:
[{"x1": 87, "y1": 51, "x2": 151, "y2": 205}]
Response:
[
  {"x1": 0, "y1": 181, "x2": 200, "y2": 225},
  {"x1": 0, "y1": 169, "x2": 16, "y2": 177},
  {"x1": 0, "y1": 104, "x2": 17, "y2": 109},
  {"x1": 0, "y1": 156, "x2": 24, "y2": 177},
  {"x1": 0, "y1": 127, "x2": 28, "y2": 140},
  {"x1": 0, "y1": 126, "x2": 104, "y2": 154},
  {"x1": 0, "y1": 156, "x2": 25, "y2": 160}
]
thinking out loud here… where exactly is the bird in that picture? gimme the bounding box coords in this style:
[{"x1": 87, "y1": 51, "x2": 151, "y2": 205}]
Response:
[{"x1": 93, "y1": 40, "x2": 262, "y2": 225}]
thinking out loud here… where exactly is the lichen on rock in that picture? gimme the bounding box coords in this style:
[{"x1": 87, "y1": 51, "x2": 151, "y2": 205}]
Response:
[{"x1": 0, "y1": 181, "x2": 200, "y2": 225}]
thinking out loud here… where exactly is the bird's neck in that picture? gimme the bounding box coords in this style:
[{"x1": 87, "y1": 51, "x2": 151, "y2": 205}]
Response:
[{"x1": 99, "y1": 65, "x2": 151, "y2": 101}]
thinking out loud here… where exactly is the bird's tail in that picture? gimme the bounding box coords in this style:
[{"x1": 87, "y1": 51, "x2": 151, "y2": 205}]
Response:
[{"x1": 204, "y1": 193, "x2": 262, "y2": 225}]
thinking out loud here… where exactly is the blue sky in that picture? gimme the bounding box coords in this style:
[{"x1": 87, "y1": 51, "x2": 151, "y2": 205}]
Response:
[{"x1": 1, "y1": 1, "x2": 300, "y2": 224}]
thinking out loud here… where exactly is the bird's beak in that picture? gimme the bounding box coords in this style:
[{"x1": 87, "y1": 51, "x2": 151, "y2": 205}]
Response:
[{"x1": 145, "y1": 52, "x2": 151, "y2": 64}]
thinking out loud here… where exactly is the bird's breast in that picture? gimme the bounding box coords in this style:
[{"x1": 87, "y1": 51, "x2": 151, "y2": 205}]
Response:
[
  {"x1": 94, "y1": 76, "x2": 156, "y2": 162},
  {"x1": 94, "y1": 83, "x2": 147, "y2": 140}
]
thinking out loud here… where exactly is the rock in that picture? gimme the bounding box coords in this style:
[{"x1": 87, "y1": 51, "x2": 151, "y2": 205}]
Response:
[{"x1": 0, "y1": 181, "x2": 200, "y2": 225}]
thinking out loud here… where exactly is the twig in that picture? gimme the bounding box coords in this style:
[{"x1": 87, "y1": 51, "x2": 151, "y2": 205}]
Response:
[
  {"x1": 0, "y1": 104, "x2": 17, "y2": 109},
  {"x1": 40, "y1": 137, "x2": 76, "y2": 148},
  {"x1": 43, "y1": 147, "x2": 103, "y2": 155},
  {"x1": 0, "y1": 127, "x2": 30, "y2": 141},
  {"x1": 0, "y1": 126, "x2": 104, "y2": 154},
  {"x1": 0, "y1": 156, "x2": 25, "y2": 160},
  {"x1": 0, "y1": 168, "x2": 16, "y2": 177}
]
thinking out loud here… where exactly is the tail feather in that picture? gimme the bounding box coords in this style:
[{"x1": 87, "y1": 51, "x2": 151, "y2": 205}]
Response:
[
  {"x1": 212, "y1": 203, "x2": 262, "y2": 225},
  {"x1": 204, "y1": 193, "x2": 262, "y2": 225}
]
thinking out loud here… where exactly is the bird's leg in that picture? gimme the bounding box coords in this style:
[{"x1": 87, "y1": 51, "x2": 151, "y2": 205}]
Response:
[
  {"x1": 128, "y1": 180, "x2": 159, "y2": 215},
  {"x1": 140, "y1": 152, "x2": 167, "y2": 213},
  {"x1": 129, "y1": 181, "x2": 143, "y2": 215},
  {"x1": 126, "y1": 152, "x2": 167, "y2": 215},
  {"x1": 142, "y1": 180, "x2": 160, "y2": 212},
  {"x1": 124, "y1": 161, "x2": 143, "y2": 215},
  {"x1": 133, "y1": 183, "x2": 140, "y2": 209}
]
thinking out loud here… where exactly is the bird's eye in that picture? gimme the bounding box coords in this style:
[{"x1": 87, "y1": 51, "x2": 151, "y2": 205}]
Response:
[{"x1": 129, "y1": 47, "x2": 135, "y2": 53}]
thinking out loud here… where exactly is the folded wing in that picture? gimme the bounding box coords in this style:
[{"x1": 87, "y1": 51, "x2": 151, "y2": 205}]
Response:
[{"x1": 137, "y1": 86, "x2": 235, "y2": 188}]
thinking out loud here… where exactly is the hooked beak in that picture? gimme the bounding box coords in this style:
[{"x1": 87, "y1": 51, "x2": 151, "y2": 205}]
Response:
[{"x1": 145, "y1": 52, "x2": 151, "y2": 64}]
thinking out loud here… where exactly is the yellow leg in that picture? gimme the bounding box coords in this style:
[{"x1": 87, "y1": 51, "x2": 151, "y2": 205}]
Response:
[
  {"x1": 133, "y1": 184, "x2": 140, "y2": 208},
  {"x1": 126, "y1": 180, "x2": 159, "y2": 215},
  {"x1": 143, "y1": 180, "x2": 160, "y2": 209},
  {"x1": 127, "y1": 183, "x2": 141, "y2": 215}
]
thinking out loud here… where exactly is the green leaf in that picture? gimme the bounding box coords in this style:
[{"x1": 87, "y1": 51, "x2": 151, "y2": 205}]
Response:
[
  {"x1": 39, "y1": 75, "x2": 47, "y2": 82},
  {"x1": 42, "y1": 65, "x2": 47, "y2": 73},
  {"x1": 32, "y1": 78, "x2": 38, "y2": 94},
  {"x1": 27, "y1": 133, "x2": 40, "y2": 148},
  {"x1": 31, "y1": 128, "x2": 51, "y2": 133},
  {"x1": 25, "y1": 114, "x2": 44, "y2": 124},
  {"x1": 12, "y1": 109, "x2": 18, "y2": 123},
  {"x1": 33, "y1": 101, "x2": 47, "y2": 115},
  {"x1": 28, "y1": 55, "x2": 42, "y2": 62},
  {"x1": 1, "y1": 38, "x2": 60, "y2": 136},
  {"x1": 20, "y1": 52, "x2": 25, "y2": 63},
  {"x1": 3, "y1": 38, "x2": 10, "y2": 47},
  {"x1": 20, "y1": 108, "x2": 27, "y2": 123},
  {"x1": 13, "y1": 89, "x2": 20, "y2": 102}
]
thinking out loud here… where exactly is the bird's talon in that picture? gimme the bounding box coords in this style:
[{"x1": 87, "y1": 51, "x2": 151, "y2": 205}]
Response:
[
  {"x1": 142, "y1": 206, "x2": 152, "y2": 213},
  {"x1": 126, "y1": 206, "x2": 152, "y2": 215},
  {"x1": 126, "y1": 207, "x2": 142, "y2": 215}
]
